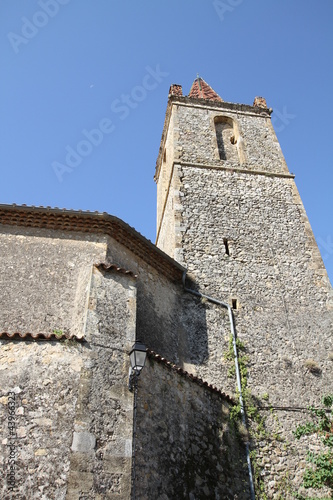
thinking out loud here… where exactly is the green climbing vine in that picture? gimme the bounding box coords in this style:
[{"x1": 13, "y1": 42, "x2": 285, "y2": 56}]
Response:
[
  {"x1": 225, "y1": 336, "x2": 333, "y2": 499},
  {"x1": 224, "y1": 335, "x2": 268, "y2": 438},
  {"x1": 293, "y1": 394, "x2": 333, "y2": 495},
  {"x1": 224, "y1": 335, "x2": 269, "y2": 497}
]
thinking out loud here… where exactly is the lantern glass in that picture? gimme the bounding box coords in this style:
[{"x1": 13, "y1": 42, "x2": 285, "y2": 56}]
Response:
[{"x1": 129, "y1": 341, "x2": 147, "y2": 372}]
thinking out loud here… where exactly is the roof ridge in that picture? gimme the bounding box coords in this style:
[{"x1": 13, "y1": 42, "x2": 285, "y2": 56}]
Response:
[{"x1": 188, "y1": 76, "x2": 223, "y2": 102}]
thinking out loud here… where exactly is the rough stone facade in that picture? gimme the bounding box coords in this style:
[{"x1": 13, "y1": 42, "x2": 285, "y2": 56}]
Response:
[
  {"x1": 1, "y1": 214, "x2": 240, "y2": 499},
  {"x1": 155, "y1": 87, "x2": 333, "y2": 498},
  {"x1": 135, "y1": 356, "x2": 248, "y2": 499},
  {"x1": 0, "y1": 227, "x2": 138, "y2": 499},
  {"x1": 0, "y1": 78, "x2": 332, "y2": 499}
]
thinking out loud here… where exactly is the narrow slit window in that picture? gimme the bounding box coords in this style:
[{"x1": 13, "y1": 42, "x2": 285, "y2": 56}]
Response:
[
  {"x1": 232, "y1": 299, "x2": 237, "y2": 310},
  {"x1": 223, "y1": 238, "x2": 230, "y2": 256}
]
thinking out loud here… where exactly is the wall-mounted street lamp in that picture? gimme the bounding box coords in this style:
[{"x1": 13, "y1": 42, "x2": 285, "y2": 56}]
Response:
[{"x1": 128, "y1": 340, "x2": 147, "y2": 391}]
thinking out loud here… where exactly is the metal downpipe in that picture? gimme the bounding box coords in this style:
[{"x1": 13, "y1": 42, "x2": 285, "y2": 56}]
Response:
[{"x1": 182, "y1": 271, "x2": 256, "y2": 500}]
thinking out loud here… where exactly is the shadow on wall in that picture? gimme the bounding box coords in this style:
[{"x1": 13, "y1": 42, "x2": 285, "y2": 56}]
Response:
[
  {"x1": 135, "y1": 275, "x2": 210, "y2": 367},
  {"x1": 135, "y1": 358, "x2": 249, "y2": 499},
  {"x1": 215, "y1": 115, "x2": 245, "y2": 164}
]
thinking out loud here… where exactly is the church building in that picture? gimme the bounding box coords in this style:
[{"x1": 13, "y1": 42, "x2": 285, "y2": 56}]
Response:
[{"x1": 0, "y1": 77, "x2": 332, "y2": 499}]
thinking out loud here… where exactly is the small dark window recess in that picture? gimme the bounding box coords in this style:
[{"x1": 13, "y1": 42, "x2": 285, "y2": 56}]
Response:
[
  {"x1": 230, "y1": 135, "x2": 237, "y2": 145},
  {"x1": 163, "y1": 149, "x2": 166, "y2": 162},
  {"x1": 232, "y1": 299, "x2": 238, "y2": 310},
  {"x1": 223, "y1": 238, "x2": 230, "y2": 256}
]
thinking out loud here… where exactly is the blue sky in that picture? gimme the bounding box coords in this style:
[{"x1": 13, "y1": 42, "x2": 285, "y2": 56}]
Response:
[{"x1": 1, "y1": 0, "x2": 332, "y2": 283}]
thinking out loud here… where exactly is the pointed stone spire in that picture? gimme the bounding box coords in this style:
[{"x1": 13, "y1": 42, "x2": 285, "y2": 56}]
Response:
[{"x1": 188, "y1": 76, "x2": 223, "y2": 102}]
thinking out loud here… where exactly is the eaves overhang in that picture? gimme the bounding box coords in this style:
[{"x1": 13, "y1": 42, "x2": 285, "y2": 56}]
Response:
[{"x1": 0, "y1": 204, "x2": 186, "y2": 283}]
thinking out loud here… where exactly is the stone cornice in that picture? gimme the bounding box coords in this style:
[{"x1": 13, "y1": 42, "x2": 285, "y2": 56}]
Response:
[
  {"x1": 170, "y1": 94, "x2": 272, "y2": 117},
  {"x1": 176, "y1": 161, "x2": 295, "y2": 179},
  {"x1": 0, "y1": 204, "x2": 186, "y2": 283}
]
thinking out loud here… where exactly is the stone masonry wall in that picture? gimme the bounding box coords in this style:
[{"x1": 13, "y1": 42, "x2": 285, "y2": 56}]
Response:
[
  {"x1": 0, "y1": 222, "x2": 225, "y2": 497},
  {"x1": 106, "y1": 235, "x2": 225, "y2": 380},
  {"x1": 156, "y1": 99, "x2": 333, "y2": 498},
  {"x1": 105, "y1": 232, "x2": 250, "y2": 497},
  {"x1": 66, "y1": 266, "x2": 137, "y2": 499},
  {"x1": 155, "y1": 162, "x2": 184, "y2": 262},
  {"x1": 106, "y1": 236, "x2": 188, "y2": 364},
  {"x1": 177, "y1": 163, "x2": 332, "y2": 404},
  {"x1": 173, "y1": 103, "x2": 289, "y2": 174},
  {"x1": 156, "y1": 108, "x2": 176, "y2": 233},
  {"x1": 0, "y1": 225, "x2": 108, "y2": 337},
  {"x1": 177, "y1": 165, "x2": 333, "y2": 497},
  {"x1": 135, "y1": 357, "x2": 249, "y2": 500},
  {"x1": 0, "y1": 228, "x2": 137, "y2": 498},
  {"x1": 0, "y1": 340, "x2": 83, "y2": 498}
]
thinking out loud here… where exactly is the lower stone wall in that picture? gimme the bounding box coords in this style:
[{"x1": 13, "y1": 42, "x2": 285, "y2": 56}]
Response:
[
  {"x1": 0, "y1": 340, "x2": 83, "y2": 499},
  {"x1": 66, "y1": 266, "x2": 137, "y2": 499},
  {"x1": 0, "y1": 266, "x2": 137, "y2": 499},
  {"x1": 134, "y1": 356, "x2": 250, "y2": 500},
  {"x1": 246, "y1": 404, "x2": 332, "y2": 500}
]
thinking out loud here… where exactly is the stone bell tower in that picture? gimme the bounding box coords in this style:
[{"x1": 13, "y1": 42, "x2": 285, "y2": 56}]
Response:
[{"x1": 155, "y1": 77, "x2": 333, "y2": 497}]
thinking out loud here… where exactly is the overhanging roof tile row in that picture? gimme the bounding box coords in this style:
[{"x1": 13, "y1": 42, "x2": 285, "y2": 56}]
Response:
[
  {"x1": 0, "y1": 205, "x2": 185, "y2": 283},
  {"x1": 97, "y1": 262, "x2": 138, "y2": 278},
  {"x1": 0, "y1": 332, "x2": 84, "y2": 341},
  {"x1": 147, "y1": 349, "x2": 234, "y2": 404}
]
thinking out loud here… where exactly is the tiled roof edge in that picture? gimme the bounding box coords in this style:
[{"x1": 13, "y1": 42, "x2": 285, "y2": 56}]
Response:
[
  {"x1": 0, "y1": 204, "x2": 186, "y2": 283},
  {"x1": 96, "y1": 262, "x2": 138, "y2": 279},
  {"x1": 147, "y1": 349, "x2": 234, "y2": 404},
  {"x1": 0, "y1": 332, "x2": 85, "y2": 341}
]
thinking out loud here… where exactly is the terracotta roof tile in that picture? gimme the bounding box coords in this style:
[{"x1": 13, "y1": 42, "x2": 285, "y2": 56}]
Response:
[
  {"x1": 0, "y1": 332, "x2": 85, "y2": 341},
  {"x1": 147, "y1": 349, "x2": 234, "y2": 403},
  {"x1": 188, "y1": 77, "x2": 223, "y2": 102},
  {"x1": 97, "y1": 262, "x2": 137, "y2": 278}
]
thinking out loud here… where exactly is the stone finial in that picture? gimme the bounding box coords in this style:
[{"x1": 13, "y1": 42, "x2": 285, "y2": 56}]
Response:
[
  {"x1": 253, "y1": 96, "x2": 268, "y2": 108},
  {"x1": 169, "y1": 84, "x2": 183, "y2": 97}
]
